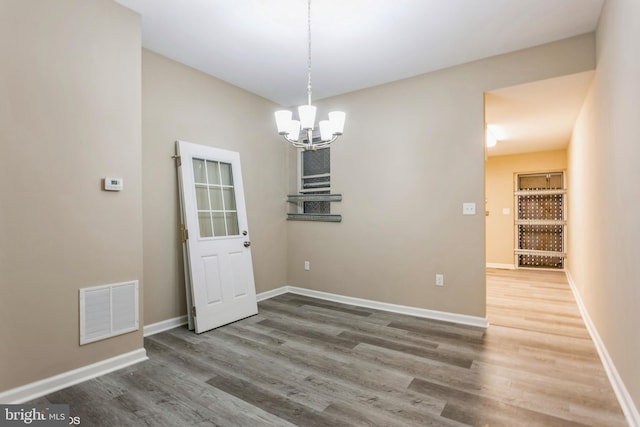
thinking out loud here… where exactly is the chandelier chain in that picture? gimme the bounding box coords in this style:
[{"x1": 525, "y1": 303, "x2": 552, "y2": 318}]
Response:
[
  {"x1": 273, "y1": 0, "x2": 344, "y2": 150},
  {"x1": 306, "y1": 0, "x2": 312, "y2": 105}
]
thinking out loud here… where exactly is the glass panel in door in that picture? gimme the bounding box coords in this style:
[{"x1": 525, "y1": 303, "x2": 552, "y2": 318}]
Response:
[{"x1": 192, "y1": 158, "x2": 239, "y2": 238}]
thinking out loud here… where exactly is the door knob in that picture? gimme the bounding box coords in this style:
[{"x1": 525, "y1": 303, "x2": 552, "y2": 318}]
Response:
[{"x1": 244, "y1": 241, "x2": 251, "y2": 248}]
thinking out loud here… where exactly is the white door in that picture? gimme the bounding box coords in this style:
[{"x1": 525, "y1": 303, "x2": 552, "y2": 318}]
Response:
[{"x1": 176, "y1": 140, "x2": 257, "y2": 333}]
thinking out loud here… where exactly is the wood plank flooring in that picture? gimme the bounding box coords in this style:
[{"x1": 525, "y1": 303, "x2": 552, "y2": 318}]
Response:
[{"x1": 32, "y1": 269, "x2": 627, "y2": 426}]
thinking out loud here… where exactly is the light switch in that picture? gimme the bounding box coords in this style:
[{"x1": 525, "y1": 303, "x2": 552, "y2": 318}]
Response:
[
  {"x1": 502, "y1": 207, "x2": 510, "y2": 215},
  {"x1": 463, "y1": 202, "x2": 476, "y2": 215}
]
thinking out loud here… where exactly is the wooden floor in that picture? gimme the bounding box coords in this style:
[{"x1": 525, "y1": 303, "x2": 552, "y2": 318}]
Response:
[{"x1": 32, "y1": 269, "x2": 626, "y2": 426}]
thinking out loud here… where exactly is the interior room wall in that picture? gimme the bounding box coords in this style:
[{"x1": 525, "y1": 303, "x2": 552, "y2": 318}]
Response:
[
  {"x1": 287, "y1": 34, "x2": 595, "y2": 319},
  {"x1": 141, "y1": 50, "x2": 288, "y2": 325},
  {"x1": 485, "y1": 150, "x2": 567, "y2": 267},
  {"x1": 0, "y1": 0, "x2": 143, "y2": 392},
  {"x1": 568, "y1": 0, "x2": 640, "y2": 418}
]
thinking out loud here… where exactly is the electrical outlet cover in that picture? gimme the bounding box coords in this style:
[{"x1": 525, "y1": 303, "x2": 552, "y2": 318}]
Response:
[{"x1": 463, "y1": 202, "x2": 476, "y2": 215}]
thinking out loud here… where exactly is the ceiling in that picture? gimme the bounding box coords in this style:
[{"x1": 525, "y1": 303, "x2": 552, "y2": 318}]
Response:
[
  {"x1": 114, "y1": 0, "x2": 602, "y2": 156},
  {"x1": 485, "y1": 71, "x2": 595, "y2": 157}
]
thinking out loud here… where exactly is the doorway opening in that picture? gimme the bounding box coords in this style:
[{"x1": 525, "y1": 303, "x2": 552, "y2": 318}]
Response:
[
  {"x1": 483, "y1": 71, "x2": 594, "y2": 321},
  {"x1": 484, "y1": 71, "x2": 593, "y2": 272}
]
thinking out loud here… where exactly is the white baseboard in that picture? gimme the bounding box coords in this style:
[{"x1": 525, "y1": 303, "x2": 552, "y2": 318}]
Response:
[
  {"x1": 256, "y1": 287, "x2": 290, "y2": 302},
  {"x1": 566, "y1": 271, "x2": 640, "y2": 427},
  {"x1": 486, "y1": 263, "x2": 516, "y2": 270},
  {"x1": 0, "y1": 348, "x2": 148, "y2": 404},
  {"x1": 260, "y1": 285, "x2": 488, "y2": 328},
  {"x1": 143, "y1": 315, "x2": 188, "y2": 337},
  {"x1": 142, "y1": 289, "x2": 299, "y2": 335}
]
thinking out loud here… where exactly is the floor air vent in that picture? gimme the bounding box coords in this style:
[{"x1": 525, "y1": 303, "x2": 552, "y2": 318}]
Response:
[{"x1": 79, "y1": 280, "x2": 139, "y2": 345}]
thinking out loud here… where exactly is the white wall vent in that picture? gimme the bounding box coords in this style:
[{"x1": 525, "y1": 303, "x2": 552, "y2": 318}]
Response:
[{"x1": 79, "y1": 280, "x2": 139, "y2": 345}]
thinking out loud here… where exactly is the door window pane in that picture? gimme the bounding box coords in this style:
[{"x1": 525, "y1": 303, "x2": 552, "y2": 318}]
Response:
[
  {"x1": 220, "y1": 162, "x2": 234, "y2": 186},
  {"x1": 225, "y1": 212, "x2": 239, "y2": 235},
  {"x1": 193, "y1": 159, "x2": 206, "y2": 183},
  {"x1": 195, "y1": 186, "x2": 209, "y2": 210},
  {"x1": 198, "y1": 212, "x2": 213, "y2": 238},
  {"x1": 209, "y1": 187, "x2": 224, "y2": 210},
  {"x1": 212, "y1": 212, "x2": 226, "y2": 236},
  {"x1": 192, "y1": 158, "x2": 240, "y2": 238},
  {"x1": 207, "y1": 161, "x2": 221, "y2": 185},
  {"x1": 222, "y1": 188, "x2": 236, "y2": 210}
]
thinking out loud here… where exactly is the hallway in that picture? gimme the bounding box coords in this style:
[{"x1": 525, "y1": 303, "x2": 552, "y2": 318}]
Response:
[{"x1": 486, "y1": 268, "x2": 625, "y2": 425}]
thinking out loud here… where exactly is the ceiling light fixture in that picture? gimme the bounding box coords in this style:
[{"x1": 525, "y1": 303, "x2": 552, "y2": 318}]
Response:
[
  {"x1": 486, "y1": 125, "x2": 500, "y2": 148},
  {"x1": 274, "y1": 0, "x2": 345, "y2": 151}
]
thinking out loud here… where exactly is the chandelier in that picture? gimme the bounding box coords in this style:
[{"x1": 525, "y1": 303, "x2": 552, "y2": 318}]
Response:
[{"x1": 274, "y1": 0, "x2": 345, "y2": 150}]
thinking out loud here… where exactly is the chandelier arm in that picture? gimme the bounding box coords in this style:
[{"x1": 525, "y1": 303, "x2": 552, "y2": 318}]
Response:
[
  {"x1": 309, "y1": 135, "x2": 338, "y2": 150},
  {"x1": 281, "y1": 135, "x2": 311, "y2": 149},
  {"x1": 281, "y1": 134, "x2": 338, "y2": 151}
]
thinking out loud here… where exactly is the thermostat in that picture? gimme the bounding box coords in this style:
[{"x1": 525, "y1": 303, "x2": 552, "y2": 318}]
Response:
[{"x1": 104, "y1": 177, "x2": 123, "y2": 191}]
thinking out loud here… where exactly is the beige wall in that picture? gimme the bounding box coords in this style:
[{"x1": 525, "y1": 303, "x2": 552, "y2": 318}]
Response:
[
  {"x1": 287, "y1": 35, "x2": 595, "y2": 319},
  {"x1": 485, "y1": 150, "x2": 567, "y2": 266},
  {"x1": 142, "y1": 50, "x2": 288, "y2": 325},
  {"x1": 0, "y1": 0, "x2": 609, "y2": 398},
  {"x1": 568, "y1": 0, "x2": 640, "y2": 415},
  {"x1": 0, "y1": 0, "x2": 142, "y2": 391}
]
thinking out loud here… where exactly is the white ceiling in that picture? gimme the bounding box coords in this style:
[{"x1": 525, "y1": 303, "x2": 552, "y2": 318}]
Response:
[
  {"x1": 485, "y1": 71, "x2": 595, "y2": 157},
  {"x1": 114, "y1": 0, "x2": 601, "y2": 156},
  {"x1": 114, "y1": 0, "x2": 603, "y2": 107}
]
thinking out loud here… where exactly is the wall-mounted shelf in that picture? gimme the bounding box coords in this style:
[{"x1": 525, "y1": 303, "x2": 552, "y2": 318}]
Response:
[
  {"x1": 287, "y1": 213, "x2": 342, "y2": 222},
  {"x1": 514, "y1": 249, "x2": 566, "y2": 258},
  {"x1": 515, "y1": 188, "x2": 566, "y2": 196},
  {"x1": 287, "y1": 193, "x2": 342, "y2": 222},
  {"x1": 515, "y1": 219, "x2": 566, "y2": 226},
  {"x1": 287, "y1": 194, "x2": 342, "y2": 203}
]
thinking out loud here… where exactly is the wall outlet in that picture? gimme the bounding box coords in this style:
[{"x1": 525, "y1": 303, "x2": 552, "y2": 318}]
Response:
[
  {"x1": 304, "y1": 261, "x2": 310, "y2": 271},
  {"x1": 462, "y1": 202, "x2": 476, "y2": 215},
  {"x1": 435, "y1": 274, "x2": 444, "y2": 286}
]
